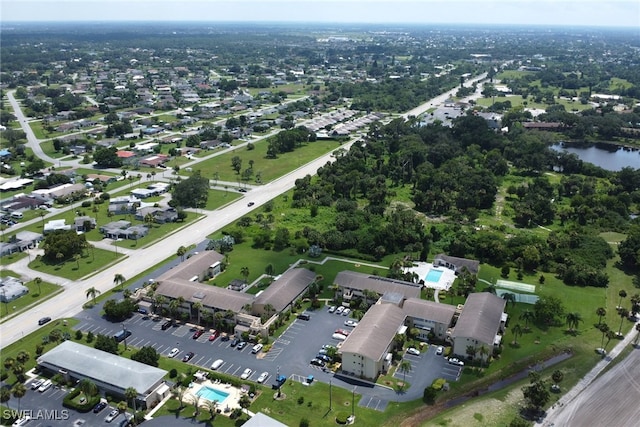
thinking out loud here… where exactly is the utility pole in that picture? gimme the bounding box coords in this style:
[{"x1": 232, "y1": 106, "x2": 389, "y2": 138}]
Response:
[{"x1": 121, "y1": 323, "x2": 128, "y2": 350}]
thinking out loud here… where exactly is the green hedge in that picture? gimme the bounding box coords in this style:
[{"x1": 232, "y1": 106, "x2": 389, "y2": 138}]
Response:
[{"x1": 62, "y1": 388, "x2": 100, "y2": 413}]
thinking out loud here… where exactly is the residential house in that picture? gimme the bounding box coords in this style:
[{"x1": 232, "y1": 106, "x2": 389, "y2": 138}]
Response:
[{"x1": 0, "y1": 276, "x2": 29, "y2": 302}]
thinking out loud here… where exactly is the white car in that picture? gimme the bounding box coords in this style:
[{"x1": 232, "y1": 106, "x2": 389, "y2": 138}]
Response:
[
  {"x1": 240, "y1": 368, "x2": 253, "y2": 380},
  {"x1": 105, "y1": 409, "x2": 120, "y2": 423},
  {"x1": 38, "y1": 380, "x2": 52, "y2": 392},
  {"x1": 168, "y1": 348, "x2": 180, "y2": 358},
  {"x1": 342, "y1": 308, "x2": 351, "y2": 316},
  {"x1": 31, "y1": 378, "x2": 44, "y2": 390},
  {"x1": 11, "y1": 416, "x2": 31, "y2": 427},
  {"x1": 328, "y1": 305, "x2": 336, "y2": 313},
  {"x1": 256, "y1": 371, "x2": 269, "y2": 383},
  {"x1": 335, "y1": 306, "x2": 345, "y2": 315},
  {"x1": 436, "y1": 346, "x2": 444, "y2": 356},
  {"x1": 252, "y1": 343, "x2": 263, "y2": 354},
  {"x1": 211, "y1": 359, "x2": 224, "y2": 370},
  {"x1": 448, "y1": 357, "x2": 464, "y2": 366},
  {"x1": 406, "y1": 347, "x2": 421, "y2": 356},
  {"x1": 344, "y1": 320, "x2": 358, "y2": 327}
]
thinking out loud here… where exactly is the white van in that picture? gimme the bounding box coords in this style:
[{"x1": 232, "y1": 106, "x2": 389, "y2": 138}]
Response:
[
  {"x1": 211, "y1": 359, "x2": 224, "y2": 370},
  {"x1": 251, "y1": 343, "x2": 263, "y2": 354},
  {"x1": 10, "y1": 212, "x2": 23, "y2": 219},
  {"x1": 38, "y1": 379, "x2": 52, "y2": 392}
]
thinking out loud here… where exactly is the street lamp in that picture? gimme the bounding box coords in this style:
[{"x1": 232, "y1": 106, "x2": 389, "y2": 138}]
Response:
[{"x1": 121, "y1": 323, "x2": 128, "y2": 350}]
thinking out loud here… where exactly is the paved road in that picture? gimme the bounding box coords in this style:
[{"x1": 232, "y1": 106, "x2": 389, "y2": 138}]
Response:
[
  {"x1": 538, "y1": 321, "x2": 640, "y2": 427},
  {"x1": 0, "y1": 75, "x2": 485, "y2": 348}
]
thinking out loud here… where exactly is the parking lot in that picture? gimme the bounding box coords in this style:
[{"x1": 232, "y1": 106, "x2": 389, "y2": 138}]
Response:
[
  {"x1": 8, "y1": 377, "x2": 132, "y2": 427},
  {"x1": 71, "y1": 296, "x2": 463, "y2": 410}
]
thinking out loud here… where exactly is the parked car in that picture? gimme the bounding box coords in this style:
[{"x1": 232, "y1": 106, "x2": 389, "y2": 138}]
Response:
[
  {"x1": 208, "y1": 330, "x2": 219, "y2": 341},
  {"x1": 316, "y1": 354, "x2": 331, "y2": 362},
  {"x1": 220, "y1": 334, "x2": 230, "y2": 341},
  {"x1": 342, "y1": 308, "x2": 351, "y2": 316},
  {"x1": 310, "y1": 358, "x2": 326, "y2": 367},
  {"x1": 211, "y1": 359, "x2": 224, "y2": 370},
  {"x1": 182, "y1": 352, "x2": 194, "y2": 362},
  {"x1": 335, "y1": 329, "x2": 350, "y2": 336},
  {"x1": 38, "y1": 380, "x2": 52, "y2": 392},
  {"x1": 335, "y1": 306, "x2": 345, "y2": 315},
  {"x1": 328, "y1": 305, "x2": 336, "y2": 313},
  {"x1": 137, "y1": 308, "x2": 148, "y2": 315},
  {"x1": 252, "y1": 343, "x2": 263, "y2": 354},
  {"x1": 436, "y1": 346, "x2": 444, "y2": 356},
  {"x1": 256, "y1": 371, "x2": 269, "y2": 383},
  {"x1": 192, "y1": 329, "x2": 204, "y2": 339},
  {"x1": 30, "y1": 379, "x2": 44, "y2": 390},
  {"x1": 406, "y1": 347, "x2": 421, "y2": 356},
  {"x1": 105, "y1": 409, "x2": 120, "y2": 423},
  {"x1": 38, "y1": 317, "x2": 51, "y2": 326},
  {"x1": 93, "y1": 401, "x2": 108, "y2": 413},
  {"x1": 237, "y1": 341, "x2": 247, "y2": 350},
  {"x1": 230, "y1": 338, "x2": 239, "y2": 347},
  {"x1": 240, "y1": 368, "x2": 253, "y2": 379},
  {"x1": 448, "y1": 357, "x2": 464, "y2": 366},
  {"x1": 344, "y1": 320, "x2": 358, "y2": 327},
  {"x1": 11, "y1": 416, "x2": 30, "y2": 427},
  {"x1": 168, "y1": 348, "x2": 180, "y2": 358},
  {"x1": 332, "y1": 333, "x2": 347, "y2": 341},
  {"x1": 161, "y1": 320, "x2": 173, "y2": 330},
  {"x1": 297, "y1": 312, "x2": 311, "y2": 320}
]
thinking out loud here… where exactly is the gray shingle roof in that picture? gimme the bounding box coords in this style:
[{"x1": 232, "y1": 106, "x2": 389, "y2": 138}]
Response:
[
  {"x1": 339, "y1": 303, "x2": 406, "y2": 362},
  {"x1": 156, "y1": 279, "x2": 253, "y2": 313},
  {"x1": 334, "y1": 271, "x2": 421, "y2": 299},
  {"x1": 402, "y1": 298, "x2": 456, "y2": 325},
  {"x1": 37, "y1": 341, "x2": 166, "y2": 394},
  {"x1": 453, "y1": 292, "x2": 506, "y2": 345},
  {"x1": 254, "y1": 268, "x2": 316, "y2": 312}
]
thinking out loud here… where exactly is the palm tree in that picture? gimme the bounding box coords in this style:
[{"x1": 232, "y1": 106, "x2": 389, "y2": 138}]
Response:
[
  {"x1": 240, "y1": 266, "x2": 250, "y2": 283},
  {"x1": 0, "y1": 387, "x2": 10, "y2": 405},
  {"x1": 3, "y1": 357, "x2": 15, "y2": 371},
  {"x1": 176, "y1": 246, "x2": 187, "y2": 262},
  {"x1": 634, "y1": 323, "x2": 640, "y2": 346},
  {"x1": 33, "y1": 277, "x2": 43, "y2": 295},
  {"x1": 503, "y1": 292, "x2": 516, "y2": 308},
  {"x1": 264, "y1": 303, "x2": 275, "y2": 319},
  {"x1": 173, "y1": 386, "x2": 187, "y2": 410},
  {"x1": 113, "y1": 273, "x2": 126, "y2": 291},
  {"x1": 242, "y1": 303, "x2": 253, "y2": 315},
  {"x1": 78, "y1": 379, "x2": 98, "y2": 398},
  {"x1": 192, "y1": 301, "x2": 203, "y2": 325},
  {"x1": 466, "y1": 345, "x2": 478, "y2": 361},
  {"x1": 154, "y1": 295, "x2": 166, "y2": 315},
  {"x1": 169, "y1": 299, "x2": 182, "y2": 321},
  {"x1": 617, "y1": 307, "x2": 629, "y2": 335},
  {"x1": 597, "y1": 323, "x2": 609, "y2": 348},
  {"x1": 124, "y1": 387, "x2": 138, "y2": 412},
  {"x1": 618, "y1": 289, "x2": 627, "y2": 309},
  {"x1": 16, "y1": 351, "x2": 30, "y2": 365},
  {"x1": 630, "y1": 293, "x2": 640, "y2": 318},
  {"x1": 520, "y1": 310, "x2": 535, "y2": 331},
  {"x1": 86, "y1": 287, "x2": 101, "y2": 305},
  {"x1": 11, "y1": 383, "x2": 26, "y2": 412},
  {"x1": 478, "y1": 345, "x2": 490, "y2": 367},
  {"x1": 398, "y1": 360, "x2": 412, "y2": 388},
  {"x1": 604, "y1": 329, "x2": 616, "y2": 351},
  {"x1": 596, "y1": 307, "x2": 607, "y2": 325},
  {"x1": 565, "y1": 312, "x2": 583, "y2": 333},
  {"x1": 204, "y1": 399, "x2": 218, "y2": 420},
  {"x1": 511, "y1": 324, "x2": 522, "y2": 346}
]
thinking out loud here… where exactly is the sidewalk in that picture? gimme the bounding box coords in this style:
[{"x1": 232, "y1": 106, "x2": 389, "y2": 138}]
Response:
[{"x1": 537, "y1": 320, "x2": 639, "y2": 426}]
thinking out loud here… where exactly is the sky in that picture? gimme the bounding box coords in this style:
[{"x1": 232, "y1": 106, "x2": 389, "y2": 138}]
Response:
[{"x1": 2, "y1": 0, "x2": 639, "y2": 28}]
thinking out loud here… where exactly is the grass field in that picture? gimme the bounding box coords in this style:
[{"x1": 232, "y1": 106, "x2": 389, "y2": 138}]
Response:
[
  {"x1": 475, "y1": 95, "x2": 592, "y2": 112},
  {"x1": 27, "y1": 246, "x2": 126, "y2": 280},
  {"x1": 178, "y1": 138, "x2": 344, "y2": 183}
]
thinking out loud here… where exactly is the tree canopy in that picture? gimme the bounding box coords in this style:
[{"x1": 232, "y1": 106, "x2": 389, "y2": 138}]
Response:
[{"x1": 170, "y1": 170, "x2": 209, "y2": 208}]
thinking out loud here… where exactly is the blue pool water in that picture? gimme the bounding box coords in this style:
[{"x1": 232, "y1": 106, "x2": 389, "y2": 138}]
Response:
[
  {"x1": 425, "y1": 268, "x2": 444, "y2": 283},
  {"x1": 196, "y1": 386, "x2": 229, "y2": 402}
]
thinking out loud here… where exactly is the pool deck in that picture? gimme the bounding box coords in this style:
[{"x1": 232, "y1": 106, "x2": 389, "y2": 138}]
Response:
[
  {"x1": 403, "y1": 262, "x2": 456, "y2": 291},
  {"x1": 184, "y1": 379, "x2": 243, "y2": 412}
]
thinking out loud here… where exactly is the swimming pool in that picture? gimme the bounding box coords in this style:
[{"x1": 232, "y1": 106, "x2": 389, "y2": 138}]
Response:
[
  {"x1": 425, "y1": 268, "x2": 444, "y2": 283},
  {"x1": 196, "y1": 386, "x2": 229, "y2": 403}
]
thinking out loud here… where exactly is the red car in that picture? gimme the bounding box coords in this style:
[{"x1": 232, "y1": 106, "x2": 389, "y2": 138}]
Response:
[
  {"x1": 208, "y1": 330, "x2": 219, "y2": 341},
  {"x1": 335, "y1": 329, "x2": 350, "y2": 336},
  {"x1": 192, "y1": 329, "x2": 204, "y2": 339}
]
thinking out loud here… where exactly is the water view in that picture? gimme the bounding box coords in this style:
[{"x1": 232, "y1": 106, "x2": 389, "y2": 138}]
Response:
[{"x1": 551, "y1": 143, "x2": 640, "y2": 171}]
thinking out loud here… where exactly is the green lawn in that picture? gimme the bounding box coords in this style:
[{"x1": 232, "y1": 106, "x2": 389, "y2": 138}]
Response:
[
  {"x1": 178, "y1": 138, "x2": 344, "y2": 183},
  {"x1": 27, "y1": 246, "x2": 126, "y2": 280},
  {"x1": 475, "y1": 95, "x2": 592, "y2": 112}
]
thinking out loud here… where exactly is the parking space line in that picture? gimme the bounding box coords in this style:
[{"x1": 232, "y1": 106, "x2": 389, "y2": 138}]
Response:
[
  {"x1": 202, "y1": 357, "x2": 213, "y2": 368},
  {"x1": 194, "y1": 355, "x2": 206, "y2": 365}
]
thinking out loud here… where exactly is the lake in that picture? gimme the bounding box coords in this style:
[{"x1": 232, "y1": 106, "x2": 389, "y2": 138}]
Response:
[{"x1": 551, "y1": 142, "x2": 640, "y2": 171}]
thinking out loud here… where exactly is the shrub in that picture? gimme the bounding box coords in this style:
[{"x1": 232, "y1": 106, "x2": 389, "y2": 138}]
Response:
[
  {"x1": 62, "y1": 388, "x2": 100, "y2": 413},
  {"x1": 335, "y1": 411, "x2": 350, "y2": 424},
  {"x1": 423, "y1": 386, "x2": 437, "y2": 404},
  {"x1": 297, "y1": 396, "x2": 304, "y2": 404},
  {"x1": 81, "y1": 201, "x2": 92, "y2": 208},
  {"x1": 75, "y1": 330, "x2": 83, "y2": 340},
  {"x1": 86, "y1": 331, "x2": 94, "y2": 343},
  {"x1": 300, "y1": 418, "x2": 310, "y2": 427}
]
